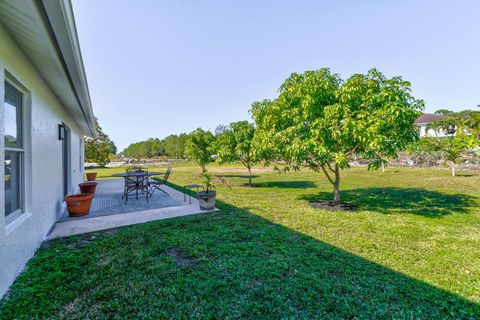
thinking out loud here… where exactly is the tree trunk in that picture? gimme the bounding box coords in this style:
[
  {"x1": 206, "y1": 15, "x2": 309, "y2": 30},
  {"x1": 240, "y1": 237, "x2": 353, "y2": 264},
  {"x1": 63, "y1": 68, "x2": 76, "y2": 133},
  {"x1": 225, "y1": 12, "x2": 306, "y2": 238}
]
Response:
[
  {"x1": 320, "y1": 163, "x2": 342, "y2": 202},
  {"x1": 381, "y1": 162, "x2": 385, "y2": 173},
  {"x1": 333, "y1": 164, "x2": 341, "y2": 202},
  {"x1": 247, "y1": 167, "x2": 252, "y2": 187},
  {"x1": 451, "y1": 162, "x2": 455, "y2": 177}
]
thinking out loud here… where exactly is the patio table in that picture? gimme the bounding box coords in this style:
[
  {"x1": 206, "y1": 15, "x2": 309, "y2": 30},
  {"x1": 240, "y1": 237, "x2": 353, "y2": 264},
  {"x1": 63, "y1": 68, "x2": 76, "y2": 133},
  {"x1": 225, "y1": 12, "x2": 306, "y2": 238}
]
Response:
[
  {"x1": 112, "y1": 172, "x2": 162, "y2": 178},
  {"x1": 112, "y1": 171, "x2": 162, "y2": 201}
]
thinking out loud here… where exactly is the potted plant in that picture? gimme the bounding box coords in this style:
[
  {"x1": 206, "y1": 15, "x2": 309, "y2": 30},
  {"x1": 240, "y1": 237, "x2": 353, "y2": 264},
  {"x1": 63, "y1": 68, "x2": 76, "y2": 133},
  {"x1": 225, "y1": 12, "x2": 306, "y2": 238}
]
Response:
[
  {"x1": 86, "y1": 172, "x2": 97, "y2": 181},
  {"x1": 64, "y1": 193, "x2": 94, "y2": 217},
  {"x1": 197, "y1": 171, "x2": 230, "y2": 210},
  {"x1": 79, "y1": 181, "x2": 98, "y2": 194}
]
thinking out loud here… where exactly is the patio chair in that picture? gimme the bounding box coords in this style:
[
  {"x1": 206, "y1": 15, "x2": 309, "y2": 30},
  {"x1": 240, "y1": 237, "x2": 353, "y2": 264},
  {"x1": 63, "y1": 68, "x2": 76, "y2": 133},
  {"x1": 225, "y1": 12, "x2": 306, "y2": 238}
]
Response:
[
  {"x1": 122, "y1": 167, "x2": 149, "y2": 203},
  {"x1": 148, "y1": 167, "x2": 172, "y2": 197}
]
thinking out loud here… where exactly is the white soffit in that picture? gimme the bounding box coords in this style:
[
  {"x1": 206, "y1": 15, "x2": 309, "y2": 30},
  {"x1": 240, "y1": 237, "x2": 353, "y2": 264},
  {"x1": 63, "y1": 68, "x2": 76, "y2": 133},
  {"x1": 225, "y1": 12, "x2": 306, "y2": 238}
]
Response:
[{"x1": 0, "y1": 0, "x2": 96, "y2": 137}]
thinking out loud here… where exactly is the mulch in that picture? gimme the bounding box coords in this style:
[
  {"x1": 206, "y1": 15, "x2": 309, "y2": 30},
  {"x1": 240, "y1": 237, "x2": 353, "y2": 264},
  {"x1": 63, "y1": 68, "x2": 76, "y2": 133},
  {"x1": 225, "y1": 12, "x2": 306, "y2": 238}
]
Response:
[{"x1": 310, "y1": 201, "x2": 357, "y2": 211}]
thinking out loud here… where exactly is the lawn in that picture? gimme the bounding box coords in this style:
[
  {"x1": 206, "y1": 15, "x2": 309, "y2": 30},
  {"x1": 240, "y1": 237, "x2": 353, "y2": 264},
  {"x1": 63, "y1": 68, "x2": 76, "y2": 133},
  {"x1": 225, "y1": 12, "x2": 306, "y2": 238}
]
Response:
[{"x1": 1, "y1": 163, "x2": 479, "y2": 319}]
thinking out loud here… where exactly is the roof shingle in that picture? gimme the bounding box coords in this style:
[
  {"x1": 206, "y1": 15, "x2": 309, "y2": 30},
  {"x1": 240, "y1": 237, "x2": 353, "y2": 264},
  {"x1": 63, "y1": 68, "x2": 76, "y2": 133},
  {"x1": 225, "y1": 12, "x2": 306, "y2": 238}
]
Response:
[{"x1": 415, "y1": 114, "x2": 447, "y2": 124}]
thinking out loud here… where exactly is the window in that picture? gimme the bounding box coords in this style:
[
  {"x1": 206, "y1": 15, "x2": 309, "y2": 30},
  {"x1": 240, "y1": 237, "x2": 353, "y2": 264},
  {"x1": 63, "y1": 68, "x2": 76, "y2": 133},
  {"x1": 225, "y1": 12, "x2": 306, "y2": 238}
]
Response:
[{"x1": 4, "y1": 81, "x2": 24, "y2": 220}]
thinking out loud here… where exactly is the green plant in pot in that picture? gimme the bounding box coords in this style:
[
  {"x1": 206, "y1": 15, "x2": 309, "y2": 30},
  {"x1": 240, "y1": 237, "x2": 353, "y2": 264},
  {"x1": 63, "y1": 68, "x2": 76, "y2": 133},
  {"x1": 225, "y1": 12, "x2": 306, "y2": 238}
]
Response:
[{"x1": 197, "y1": 171, "x2": 230, "y2": 210}]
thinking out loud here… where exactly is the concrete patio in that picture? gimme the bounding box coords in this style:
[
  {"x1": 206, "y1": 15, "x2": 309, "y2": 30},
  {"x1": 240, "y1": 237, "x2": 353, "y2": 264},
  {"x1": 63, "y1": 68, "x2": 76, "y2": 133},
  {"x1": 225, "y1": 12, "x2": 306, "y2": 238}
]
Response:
[{"x1": 48, "y1": 179, "x2": 212, "y2": 239}]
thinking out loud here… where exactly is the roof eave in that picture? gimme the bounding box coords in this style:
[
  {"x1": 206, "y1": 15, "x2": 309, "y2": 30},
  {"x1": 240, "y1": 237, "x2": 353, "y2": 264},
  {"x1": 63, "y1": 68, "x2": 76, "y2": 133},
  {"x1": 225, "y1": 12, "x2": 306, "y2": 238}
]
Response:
[{"x1": 38, "y1": 0, "x2": 97, "y2": 138}]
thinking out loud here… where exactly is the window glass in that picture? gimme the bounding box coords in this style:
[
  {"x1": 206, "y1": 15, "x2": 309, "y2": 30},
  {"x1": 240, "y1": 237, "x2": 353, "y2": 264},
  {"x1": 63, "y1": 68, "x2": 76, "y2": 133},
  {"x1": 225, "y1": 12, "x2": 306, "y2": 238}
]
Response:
[
  {"x1": 5, "y1": 151, "x2": 21, "y2": 216},
  {"x1": 4, "y1": 82, "x2": 22, "y2": 148},
  {"x1": 4, "y1": 81, "x2": 24, "y2": 218}
]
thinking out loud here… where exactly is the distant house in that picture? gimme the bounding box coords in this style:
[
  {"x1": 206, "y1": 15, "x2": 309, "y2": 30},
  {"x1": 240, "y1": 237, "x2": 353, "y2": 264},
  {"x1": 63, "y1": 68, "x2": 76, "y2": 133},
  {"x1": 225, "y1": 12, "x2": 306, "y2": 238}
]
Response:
[
  {"x1": 415, "y1": 114, "x2": 449, "y2": 137},
  {"x1": 0, "y1": 0, "x2": 96, "y2": 296}
]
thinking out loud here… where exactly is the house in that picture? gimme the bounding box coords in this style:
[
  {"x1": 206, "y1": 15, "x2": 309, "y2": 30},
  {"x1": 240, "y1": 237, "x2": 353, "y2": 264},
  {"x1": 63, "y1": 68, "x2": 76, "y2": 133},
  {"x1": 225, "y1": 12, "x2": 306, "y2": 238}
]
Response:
[
  {"x1": 0, "y1": 0, "x2": 95, "y2": 296},
  {"x1": 415, "y1": 113, "x2": 449, "y2": 137}
]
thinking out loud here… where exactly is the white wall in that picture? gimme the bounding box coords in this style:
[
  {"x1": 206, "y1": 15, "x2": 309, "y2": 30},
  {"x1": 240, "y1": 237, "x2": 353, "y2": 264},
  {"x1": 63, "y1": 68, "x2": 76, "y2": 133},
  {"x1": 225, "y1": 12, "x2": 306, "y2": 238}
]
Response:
[
  {"x1": 0, "y1": 22, "x2": 86, "y2": 296},
  {"x1": 418, "y1": 124, "x2": 450, "y2": 138}
]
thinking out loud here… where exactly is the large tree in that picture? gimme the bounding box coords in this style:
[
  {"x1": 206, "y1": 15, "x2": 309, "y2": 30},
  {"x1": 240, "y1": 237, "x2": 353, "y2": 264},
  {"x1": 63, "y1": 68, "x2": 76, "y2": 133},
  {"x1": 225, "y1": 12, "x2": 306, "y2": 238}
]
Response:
[
  {"x1": 215, "y1": 121, "x2": 258, "y2": 186},
  {"x1": 252, "y1": 68, "x2": 424, "y2": 202},
  {"x1": 185, "y1": 128, "x2": 215, "y2": 173},
  {"x1": 84, "y1": 117, "x2": 117, "y2": 167}
]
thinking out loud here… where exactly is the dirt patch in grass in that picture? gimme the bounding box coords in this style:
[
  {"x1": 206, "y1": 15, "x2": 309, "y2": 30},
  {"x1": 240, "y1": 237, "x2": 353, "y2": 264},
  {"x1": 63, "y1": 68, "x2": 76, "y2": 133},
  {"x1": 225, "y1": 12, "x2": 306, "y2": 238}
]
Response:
[
  {"x1": 101, "y1": 228, "x2": 119, "y2": 237},
  {"x1": 67, "y1": 229, "x2": 119, "y2": 249},
  {"x1": 163, "y1": 247, "x2": 195, "y2": 266},
  {"x1": 67, "y1": 236, "x2": 97, "y2": 249},
  {"x1": 310, "y1": 201, "x2": 357, "y2": 211}
]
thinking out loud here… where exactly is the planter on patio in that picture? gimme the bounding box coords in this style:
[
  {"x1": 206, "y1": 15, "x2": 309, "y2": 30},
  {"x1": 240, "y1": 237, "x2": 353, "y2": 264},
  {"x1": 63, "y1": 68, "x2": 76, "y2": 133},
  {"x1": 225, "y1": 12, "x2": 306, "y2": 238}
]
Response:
[
  {"x1": 86, "y1": 172, "x2": 97, "y2": 181},
  {"x1": 79, "y1": 181, "x2": 98, "y2": 194},
  {"x1": 65, "y1": 193, "x2": 94, "y2": 217},
  {"x1": 198, "y1": 190, "x2": 216, "y2": 211}
]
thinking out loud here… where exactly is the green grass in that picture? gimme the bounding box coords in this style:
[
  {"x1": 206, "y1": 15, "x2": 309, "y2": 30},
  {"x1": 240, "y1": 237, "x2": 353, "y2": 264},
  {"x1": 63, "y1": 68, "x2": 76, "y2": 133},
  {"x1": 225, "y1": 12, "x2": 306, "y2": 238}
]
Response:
[{"x1": 1, "y1": 163, "x2": 479, "y2": 319}]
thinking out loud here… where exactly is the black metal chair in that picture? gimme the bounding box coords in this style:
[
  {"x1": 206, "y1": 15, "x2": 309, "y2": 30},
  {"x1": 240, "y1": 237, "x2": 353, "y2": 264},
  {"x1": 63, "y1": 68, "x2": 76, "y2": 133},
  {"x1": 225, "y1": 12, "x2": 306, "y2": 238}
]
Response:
[
  {"x1": 122, "y1": 167, "x2": 149, "y2": 203},
  {"x1": 148, "y1": 167, "x2": 172, "y2": 197}
]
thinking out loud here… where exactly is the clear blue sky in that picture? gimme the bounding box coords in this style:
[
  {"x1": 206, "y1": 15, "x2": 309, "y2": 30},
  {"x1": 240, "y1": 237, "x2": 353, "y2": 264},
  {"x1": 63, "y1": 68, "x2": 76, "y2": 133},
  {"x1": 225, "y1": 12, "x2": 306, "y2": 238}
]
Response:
[{"x1": 72, "y1": 0, "x2": 480, "y2": 151}]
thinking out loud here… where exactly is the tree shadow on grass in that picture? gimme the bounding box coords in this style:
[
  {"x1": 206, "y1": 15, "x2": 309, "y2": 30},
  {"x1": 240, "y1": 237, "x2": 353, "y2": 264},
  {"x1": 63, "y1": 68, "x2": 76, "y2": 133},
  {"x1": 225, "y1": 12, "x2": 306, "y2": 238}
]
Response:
[
  {"x1": 218, "y1": 174, "x2": 260, "y2": 179},
  {"x1": 1, "y1": 184, "x2": 479, "y2": 319},
  {"x1": 301, "y1": 187, "x2": 477, "y2": 217},
  {"x1": 455, "y1": 173, "x2": 477, "y2": 177},
  {"x1": 252, "y1": 181, "x2": 317, "y2": 188}
]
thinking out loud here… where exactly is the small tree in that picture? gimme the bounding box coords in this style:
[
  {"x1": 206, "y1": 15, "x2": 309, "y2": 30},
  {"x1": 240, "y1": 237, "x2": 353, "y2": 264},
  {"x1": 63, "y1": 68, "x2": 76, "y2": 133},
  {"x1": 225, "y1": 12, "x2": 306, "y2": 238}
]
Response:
[
  {"x1": 215, "y1": 121, "x2": 258, "y2": 186},
  {"x1": 185, "y1": 128, "x2": 215, "y2": 173},
  {"x1": 444, "y1": 135, "x2": 479, "y2": 176},
  {"x1": 252, "y1": 68, "x2": 424, "y2": 202},
  {"x1": 84, "y1": 117, "x2": 116, "y2": 167}
]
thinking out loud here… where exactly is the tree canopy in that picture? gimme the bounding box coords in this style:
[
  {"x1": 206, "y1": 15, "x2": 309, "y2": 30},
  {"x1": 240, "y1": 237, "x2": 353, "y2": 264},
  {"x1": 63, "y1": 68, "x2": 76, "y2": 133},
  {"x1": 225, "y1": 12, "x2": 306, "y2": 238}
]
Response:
[
  {"x1": 122, "y1": 134, "x2": 187, "y2": 159},
  {"x1": 428, "y1": 109, "x2": 480, "y2": 138},
  {"x1": 84, "y1": 117, "x2": 117, "y2": 167},
  {"x1": 185, "y1": 128, "x2": 215, "y2": 173},
  {"x1": 215, "y1": 121, "x2": 258, "y2": 186},
  {"x1": 252, "y1": 68, "x2": 424, "y2": 202}
]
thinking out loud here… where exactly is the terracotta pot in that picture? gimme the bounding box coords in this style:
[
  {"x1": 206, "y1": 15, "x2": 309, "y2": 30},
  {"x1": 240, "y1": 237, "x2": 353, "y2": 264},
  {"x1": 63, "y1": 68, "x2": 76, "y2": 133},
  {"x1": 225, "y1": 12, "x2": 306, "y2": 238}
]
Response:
[
  {"x1": 65, "y1": 193, "x2": 94, "y2": 217},
  {"x1": 86, "y1": 172, "x2": 97, "y2": 181},
  {"x1": 198, "y1": 190, "x2": 216, "y2": 211},
  {"x1": 79, "y1": 181, "x2": 98, "y2": 194}
]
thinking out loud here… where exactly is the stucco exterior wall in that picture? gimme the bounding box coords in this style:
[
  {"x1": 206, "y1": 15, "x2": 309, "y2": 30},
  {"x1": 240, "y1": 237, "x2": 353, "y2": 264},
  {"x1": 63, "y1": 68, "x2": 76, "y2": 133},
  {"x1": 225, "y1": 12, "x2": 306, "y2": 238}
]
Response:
[{"x1": 0, "y1": 22, "x2": 85, "y2": 296}]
